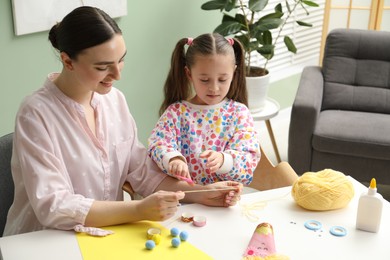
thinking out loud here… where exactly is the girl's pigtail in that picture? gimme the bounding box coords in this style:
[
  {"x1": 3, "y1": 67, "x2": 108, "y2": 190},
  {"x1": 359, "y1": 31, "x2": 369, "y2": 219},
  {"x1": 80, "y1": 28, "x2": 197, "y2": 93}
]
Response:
[
  {"x1": 229, "y1": 39, "x2": 248, "y2": 106},
  {"x1": 159, "y1": 38, "x2": 191, "y2": 116}
]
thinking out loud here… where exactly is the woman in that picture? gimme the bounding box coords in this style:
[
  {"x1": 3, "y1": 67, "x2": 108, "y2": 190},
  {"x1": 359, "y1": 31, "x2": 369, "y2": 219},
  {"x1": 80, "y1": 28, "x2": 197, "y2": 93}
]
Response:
[{"x1": 3, "y1": 6, "x2": 241, "y2": 237}]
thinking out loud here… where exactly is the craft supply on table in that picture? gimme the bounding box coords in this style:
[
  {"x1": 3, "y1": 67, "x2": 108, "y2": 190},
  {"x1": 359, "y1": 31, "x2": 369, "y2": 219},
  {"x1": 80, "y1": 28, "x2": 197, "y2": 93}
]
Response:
[
  {"x1": 151, "y1": 234, "x2": 161, "y2": 245},
  {"x1": 356, "y1": 178, "x2": 383, "y2": 233},
  {"x1": 240, "y1": 191, "x2": 291, "y2": 222},
  {"x1": 304, "y1": 220, "x2": 322, "y2": 231},
  {"x1": 183, "y1": 187, "x2": 237, "y2": 193},
  {"x1": 147, "y1": 228, "x2": 161, "y2": 239},
  {"x1": 242, "y1": 222, "x2": 289, "y2": 260},
  {"x1": 303, "y1": 219, "x2": 348, "y2": 237},
  {"x1": 192, "y1": 216, "x2": 207, "y2": 227},
  {"x1": 180, "y1": 231, "x2": 189, "y2": 241},
  {"x1": 291, "y1": 169, "x2": 354, "y2": 211},
  {"x1": 170, "y1": 227, "x2": 180, "y2": 237},
  {"x1": 171, "y1": 237, "x2": 181, "y2": 247},
  {"x1": 329, "y1": 226, "x2": 347, "y2": 237},
  {"x1": 145, "y1": 240, "x2": 156, "y2": 250},
  {"x1": 181, "y1": 212, "x2": 194, "y2": 222},
  {"x1": 76, "y1": 221, "x2": 212, "y2": 259}
]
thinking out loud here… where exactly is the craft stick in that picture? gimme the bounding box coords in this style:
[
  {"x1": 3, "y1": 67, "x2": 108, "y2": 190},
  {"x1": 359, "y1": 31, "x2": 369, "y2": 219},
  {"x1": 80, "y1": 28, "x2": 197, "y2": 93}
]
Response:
[{"x1": 184, "y1": 187, "x2": 237, "y2": 193}]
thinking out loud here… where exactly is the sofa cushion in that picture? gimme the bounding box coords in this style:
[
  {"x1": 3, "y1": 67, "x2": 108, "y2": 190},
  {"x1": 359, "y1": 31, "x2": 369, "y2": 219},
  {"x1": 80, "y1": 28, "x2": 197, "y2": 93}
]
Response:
[
  {"x1": 322, "y1": 29, "x2": 390, "y2": 113},
  {"x1": 312, "y1": 110, "x2": 390, "y2": 160},
  {"x1": 323, "y1": 81, "x2": 390, "y2": 113}
]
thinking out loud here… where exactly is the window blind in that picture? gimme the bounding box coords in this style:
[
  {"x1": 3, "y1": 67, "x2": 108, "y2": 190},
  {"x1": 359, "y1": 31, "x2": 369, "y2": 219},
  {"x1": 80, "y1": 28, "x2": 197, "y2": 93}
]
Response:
[{"x1": 244, "y1": 0, "x2": 326, "y2": 82}]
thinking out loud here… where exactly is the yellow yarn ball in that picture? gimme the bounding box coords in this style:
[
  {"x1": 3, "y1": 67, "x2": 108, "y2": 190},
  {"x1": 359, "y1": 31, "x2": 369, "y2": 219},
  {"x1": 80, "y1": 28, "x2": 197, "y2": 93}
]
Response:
[{"x1": 291, "y1": 169, "x2": 354, "y2": 211}]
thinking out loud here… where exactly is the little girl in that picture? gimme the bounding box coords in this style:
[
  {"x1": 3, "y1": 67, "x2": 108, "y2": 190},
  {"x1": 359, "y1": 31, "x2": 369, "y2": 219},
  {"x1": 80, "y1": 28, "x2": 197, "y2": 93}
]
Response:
[{"x1": 148, "y1": 33, "x2": 260, "y2": 185}]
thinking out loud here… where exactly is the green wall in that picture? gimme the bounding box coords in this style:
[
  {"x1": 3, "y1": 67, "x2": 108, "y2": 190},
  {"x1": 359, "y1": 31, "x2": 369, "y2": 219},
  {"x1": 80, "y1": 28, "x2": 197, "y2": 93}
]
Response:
[
  {"x1": 0, "y1": 1, "x2": 299, "y2": 144},
  {"x1": 268, "y1": 73, "x2": 300, "y2": 109}
]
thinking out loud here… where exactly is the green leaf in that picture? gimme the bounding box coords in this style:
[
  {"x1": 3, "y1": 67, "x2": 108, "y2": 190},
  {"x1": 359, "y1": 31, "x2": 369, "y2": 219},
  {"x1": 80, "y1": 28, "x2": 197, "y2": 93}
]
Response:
[
  {"x1": 261, "y1": 31, "x2": 272, "y2": 45},
  {"x1": 236, "y1": 35, "x2": 250, "y2": 50},
  {"x1": 235, "y1": 13, "x2": 247, "y2": 26},
  {"x1": 221, "y1": 14, "x2": 247, "y2": 30},
  {"x1": 285, "y1": 0, "x2": 291, "y2": 13},
  {"x1": 249, "y1": 0, "x2": 268, "y2": 12},
  {"x1": 201, "y1": 0, "x2": 229, "y2": 10},
  {"x1": 258, "y1": 45, "x2": 274, "y2": 60},
  {"x1": 225, "y1": 0, "x2": 238, "y2": 11},
  {"x1": 222, "y1": 14, "x2": 237, "y2": 23},
  {"x1": 258, "y1": 45, "x2": 274, "y2": 54},
  {"x1": 302, "y1": 1, "x2": 319, "y2": 7},
  {"x1": 274, "y1": 3, "x2": 282, "y2": 13},
  {"x1": 214, "y1": 21, "x2": 242, "y2": 36},
  {"x1": 249, "y1": 40, "x2": 260, "y2": 49},
  {"x1": 253, "y1": 18, "x2": 283, "y2": 31},
  {"x1": 259, "y1": 11, "x2": 283, "y2": 20},
  {"x1": 297, "y1": 20, "x2": 313, "y2": 27},
  {"x1": 284, "y1": 36, "x2": 297, "y2": 53}
]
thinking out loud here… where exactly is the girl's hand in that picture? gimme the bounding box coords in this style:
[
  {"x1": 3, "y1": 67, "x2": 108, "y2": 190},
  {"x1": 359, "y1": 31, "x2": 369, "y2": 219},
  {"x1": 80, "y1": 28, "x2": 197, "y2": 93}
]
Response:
[
  {"x1": 196, "y1": 181, "x2": 242, "y2": 207},
  {"x1": 169, "y1": 157, "x2": 191, "y2": 179},
  {"x1": 200, "y1": 150, "x2": 224, "y2": 173},
  {"x1": 137, "y1": 191, "x2": 185, "y2": 221}
]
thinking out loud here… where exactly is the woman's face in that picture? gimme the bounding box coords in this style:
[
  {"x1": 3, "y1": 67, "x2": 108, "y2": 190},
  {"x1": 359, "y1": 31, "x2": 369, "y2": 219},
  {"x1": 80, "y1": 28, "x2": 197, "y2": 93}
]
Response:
[
  {"x1": 67, "y1": 34, "x2": 127, "y2": 95},
  {"x1": 186, "y1": 54, "x2": 236, "y2": 106}
]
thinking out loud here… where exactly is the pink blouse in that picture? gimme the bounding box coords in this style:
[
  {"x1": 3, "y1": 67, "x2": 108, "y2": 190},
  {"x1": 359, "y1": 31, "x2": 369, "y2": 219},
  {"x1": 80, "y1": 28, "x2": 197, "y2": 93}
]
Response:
[{"x1": 3, "y1": 73, "x2": 166, "y2": 236}]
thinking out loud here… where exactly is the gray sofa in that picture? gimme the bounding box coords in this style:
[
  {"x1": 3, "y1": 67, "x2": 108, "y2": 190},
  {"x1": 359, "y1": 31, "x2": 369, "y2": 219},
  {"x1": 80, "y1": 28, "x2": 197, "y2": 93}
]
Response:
[{"x1": 288, "y1": 28, "x2": 390, "y2": 188}]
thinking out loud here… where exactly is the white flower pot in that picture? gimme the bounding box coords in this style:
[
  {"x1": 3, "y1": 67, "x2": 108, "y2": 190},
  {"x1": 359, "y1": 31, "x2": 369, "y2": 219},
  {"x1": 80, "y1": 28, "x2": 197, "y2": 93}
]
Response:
[{"x1": 246, "y1": 73, "x2": 270, "y2": 113}]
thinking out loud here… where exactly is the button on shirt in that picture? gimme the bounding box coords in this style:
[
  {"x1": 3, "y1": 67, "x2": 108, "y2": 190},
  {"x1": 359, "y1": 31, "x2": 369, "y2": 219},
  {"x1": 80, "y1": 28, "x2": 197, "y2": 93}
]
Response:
[{"x1": 3, "y1": 73, "x2": 166, "y2": 236}]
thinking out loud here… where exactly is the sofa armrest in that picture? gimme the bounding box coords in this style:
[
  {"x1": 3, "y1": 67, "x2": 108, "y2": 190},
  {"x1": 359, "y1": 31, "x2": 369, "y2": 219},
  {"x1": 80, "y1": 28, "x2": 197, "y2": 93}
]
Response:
[{"x1": 288, "y1": 66, "x2": 324, "y2": 175}]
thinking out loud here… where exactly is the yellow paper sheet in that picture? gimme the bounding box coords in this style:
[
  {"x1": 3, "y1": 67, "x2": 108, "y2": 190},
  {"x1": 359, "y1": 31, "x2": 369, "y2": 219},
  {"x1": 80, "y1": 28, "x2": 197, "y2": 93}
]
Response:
[{"x1": 76, "y1": 221, "x2": 212, "y2": 260}]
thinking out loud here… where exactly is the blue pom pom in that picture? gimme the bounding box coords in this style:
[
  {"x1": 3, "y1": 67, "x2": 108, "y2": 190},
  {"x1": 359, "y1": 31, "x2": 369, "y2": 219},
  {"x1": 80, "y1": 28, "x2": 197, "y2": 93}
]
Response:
[
  {"x1": 170, "y1": 227, "x2": 180, "y2": 237},
  {"x1": 145, "y1": 240, "x2": 156, "y2": 250},
  {"x1": 171, "y1": 237, "x2": 181, "y2": 247},
  {"x1": 179, "y1": 231, "x2": 189, "y2": 241}
]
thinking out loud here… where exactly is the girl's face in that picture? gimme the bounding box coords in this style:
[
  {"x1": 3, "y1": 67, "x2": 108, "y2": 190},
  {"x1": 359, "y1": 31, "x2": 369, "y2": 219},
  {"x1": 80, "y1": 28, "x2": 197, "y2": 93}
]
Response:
[
  {"x1": 186, "y1": 54, "x2": 236, "y2": 106},
  {"x1": 63, "y1": 34, "x2": 127, "y2": 96}
]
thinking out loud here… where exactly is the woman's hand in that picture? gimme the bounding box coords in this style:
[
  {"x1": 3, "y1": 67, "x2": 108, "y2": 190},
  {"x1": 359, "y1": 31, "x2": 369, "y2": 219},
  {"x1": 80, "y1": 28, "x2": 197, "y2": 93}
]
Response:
[
  {"x1": 192, "y1": 181, "x2": 242, "y2": 207},
  {"x1": 200, "y1": 150, "x2": 224, "y2": 173},
  {"x1": 169, "y1": 157, "x2": 191, "y2": 179},
  {"x1": 137, "y1": 191, "x2": 185, "y2": 221}
]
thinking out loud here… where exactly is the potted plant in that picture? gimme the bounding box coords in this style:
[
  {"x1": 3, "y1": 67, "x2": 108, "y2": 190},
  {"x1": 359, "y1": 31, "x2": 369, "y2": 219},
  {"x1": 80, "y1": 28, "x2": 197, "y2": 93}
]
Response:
[{"x1": 201, "y1": 0, "x2": 319, "y2": 112}]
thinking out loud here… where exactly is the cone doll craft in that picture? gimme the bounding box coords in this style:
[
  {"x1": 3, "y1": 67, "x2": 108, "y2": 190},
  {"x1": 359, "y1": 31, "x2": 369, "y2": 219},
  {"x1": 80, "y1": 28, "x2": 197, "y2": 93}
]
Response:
[{"x1": 243, "y1": 223, "x2": 289, "y2": 260}]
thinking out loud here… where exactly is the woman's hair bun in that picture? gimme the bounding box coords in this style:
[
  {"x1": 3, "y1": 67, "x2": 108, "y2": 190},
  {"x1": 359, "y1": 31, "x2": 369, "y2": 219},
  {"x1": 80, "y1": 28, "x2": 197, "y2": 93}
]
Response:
[{"x1": 48, "y1": 23, "x2": 60, "y2": 50}]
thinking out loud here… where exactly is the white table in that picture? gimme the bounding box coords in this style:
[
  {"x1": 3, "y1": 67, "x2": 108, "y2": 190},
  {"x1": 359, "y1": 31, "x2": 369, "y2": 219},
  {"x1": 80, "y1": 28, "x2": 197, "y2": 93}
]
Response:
[
  {"x1": 1, "y1": 177, "x2": 389, "y2": 260},
  {"x1": 251, "y1": 97, "x2": 281, "y2": 163}
]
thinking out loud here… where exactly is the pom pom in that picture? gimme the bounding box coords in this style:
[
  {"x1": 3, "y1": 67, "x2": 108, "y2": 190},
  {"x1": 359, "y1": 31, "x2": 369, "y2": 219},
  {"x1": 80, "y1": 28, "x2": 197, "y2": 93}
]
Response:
[
  {"x1": 170, "y1": 227, "x2": 180, "y2": 237},
  {"x1": 292, "y1": 169, "x2": 354, "y2": 211},
  {"x1": 145, "y1": 240, "x2": 156, "y2": 250},
  {"x1": 179, "y1": 231, "x2": 189, "y2": 241},
  {"x1": 171, "y1": 237, "x2": 181, "y2": 247}
]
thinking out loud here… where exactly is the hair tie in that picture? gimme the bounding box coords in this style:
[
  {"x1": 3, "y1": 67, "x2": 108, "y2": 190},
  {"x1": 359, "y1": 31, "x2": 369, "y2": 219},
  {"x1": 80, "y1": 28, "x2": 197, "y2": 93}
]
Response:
[
  {"x1": 227, "y1": 38, "x2": 234, "y2": 46},
  {"x1": 187, "y1": 38, "x2": 193, "y2": 46}
]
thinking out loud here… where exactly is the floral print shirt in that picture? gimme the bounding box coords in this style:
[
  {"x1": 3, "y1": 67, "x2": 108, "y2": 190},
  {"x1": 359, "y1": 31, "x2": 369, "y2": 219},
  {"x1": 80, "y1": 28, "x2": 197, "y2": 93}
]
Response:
[{"x1": 148, "y1": 99, "x2": 260, "y2": 185}]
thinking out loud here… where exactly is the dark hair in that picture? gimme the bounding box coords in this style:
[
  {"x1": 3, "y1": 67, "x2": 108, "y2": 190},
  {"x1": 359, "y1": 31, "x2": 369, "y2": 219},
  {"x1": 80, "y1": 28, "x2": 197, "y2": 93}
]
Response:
[
  {"x1": 48, "y1": 6, "x2": 122, "y2": 59},
  {"x1": 159, "y1": 33, "x2": 247, "y2": 116}
]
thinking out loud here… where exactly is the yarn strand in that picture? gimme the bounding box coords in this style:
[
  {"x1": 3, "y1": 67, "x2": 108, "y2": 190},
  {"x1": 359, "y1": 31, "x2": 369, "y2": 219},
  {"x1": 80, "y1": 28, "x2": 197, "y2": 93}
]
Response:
[{"x1": 240, "y1": 192, "x2": 291, "y2": 222}]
